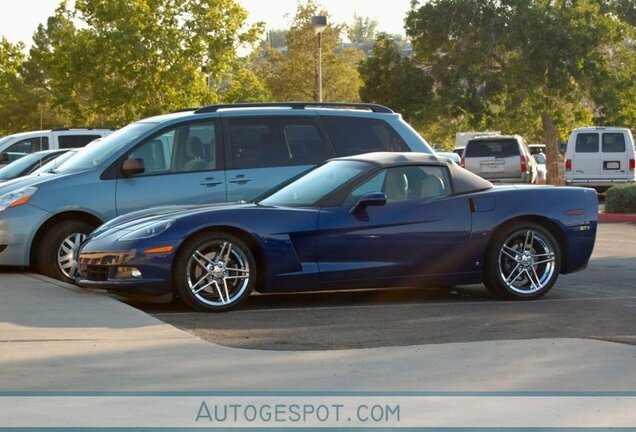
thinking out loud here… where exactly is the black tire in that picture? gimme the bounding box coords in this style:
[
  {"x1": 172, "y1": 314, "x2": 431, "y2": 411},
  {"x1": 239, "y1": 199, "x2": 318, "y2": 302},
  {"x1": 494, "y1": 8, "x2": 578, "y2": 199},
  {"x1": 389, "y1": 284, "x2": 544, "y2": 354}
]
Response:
[
  {"x1": 173, "y1": 232, "x2": 256, "y2": 312},
  {"x1": 36, "y1": 220, "x2": 95, "y2": 283},
  {"x1": 484, "y1": 221, "x2": 561, "y2": 300}
]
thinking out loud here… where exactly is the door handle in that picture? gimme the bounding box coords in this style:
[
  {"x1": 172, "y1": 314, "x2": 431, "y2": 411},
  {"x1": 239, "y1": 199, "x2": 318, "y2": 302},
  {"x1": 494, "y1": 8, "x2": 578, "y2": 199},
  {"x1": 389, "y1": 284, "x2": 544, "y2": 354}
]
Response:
[
  {"x1": 199, "y1": 177, "x2": 222, "y2": 187},
  {"x1": 228, "y1": 175, "x2": 253, "y2": 184}
]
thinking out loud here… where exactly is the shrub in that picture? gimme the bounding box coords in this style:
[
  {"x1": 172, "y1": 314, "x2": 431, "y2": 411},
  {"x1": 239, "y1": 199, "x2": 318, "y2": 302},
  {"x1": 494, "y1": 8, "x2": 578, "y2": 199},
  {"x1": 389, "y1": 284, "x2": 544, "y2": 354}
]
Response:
[{"x1": 605, "y1": 184, "x2": 636, "y2": 214}]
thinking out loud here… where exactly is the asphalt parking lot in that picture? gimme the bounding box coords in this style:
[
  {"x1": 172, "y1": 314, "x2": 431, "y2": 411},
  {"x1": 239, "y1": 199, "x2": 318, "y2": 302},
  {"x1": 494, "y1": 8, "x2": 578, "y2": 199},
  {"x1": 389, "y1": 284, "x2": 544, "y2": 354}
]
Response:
[{"x1": 123, "y1": 222, "x2": 636, "y2": 351}]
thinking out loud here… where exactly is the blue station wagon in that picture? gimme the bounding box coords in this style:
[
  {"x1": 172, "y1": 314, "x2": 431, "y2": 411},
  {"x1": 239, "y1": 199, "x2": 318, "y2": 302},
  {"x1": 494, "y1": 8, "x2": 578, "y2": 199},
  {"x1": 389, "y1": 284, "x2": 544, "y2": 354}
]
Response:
[{"x1": 0, "y1": 102, "x2": 433, "y2": 282}]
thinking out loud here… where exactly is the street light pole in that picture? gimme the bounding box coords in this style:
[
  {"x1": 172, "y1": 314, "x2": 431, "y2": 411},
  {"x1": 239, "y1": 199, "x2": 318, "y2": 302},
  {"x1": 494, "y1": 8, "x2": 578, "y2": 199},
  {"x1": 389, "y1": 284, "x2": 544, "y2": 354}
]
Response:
[{"x1": 311, "y1": 16, "x2": 327, "y2": 102}]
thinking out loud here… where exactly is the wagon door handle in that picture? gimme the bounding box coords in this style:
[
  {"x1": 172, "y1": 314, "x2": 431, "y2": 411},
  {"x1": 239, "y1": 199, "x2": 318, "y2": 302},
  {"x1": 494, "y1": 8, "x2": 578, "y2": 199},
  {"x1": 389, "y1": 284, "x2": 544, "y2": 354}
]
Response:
[
  {"x1": 200, "y1": 177, "x2": 222, "y2": 187},
  {"x1": 228, "y1": 175, "x2": 253, "y2": 184}
]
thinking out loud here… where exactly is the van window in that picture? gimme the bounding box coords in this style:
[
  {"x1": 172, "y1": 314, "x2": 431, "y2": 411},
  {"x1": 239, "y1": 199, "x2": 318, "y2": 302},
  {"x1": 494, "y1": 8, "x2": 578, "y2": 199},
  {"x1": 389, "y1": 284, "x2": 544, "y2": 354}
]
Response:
[
  {"x1": 320, "y1": 116, "x2": 409, "y2": 156},
  {"x1": 602, "y1": 133, "x2": 626, "y2": 153},
  {"x1": 464, "y1": 139, "x2": 519, "y2": 157},
  {"x1": 58, "y1": 135, "x2": 101, "y2": 149},
  {"x1": 228, "y1": 117, "x2": 326, "y2": 169},
  {"x1": 127, "y1": 122, "x2": 217, "y2": 175},
  {"x1": 575, "y1": 133, "x2": 599, "y2": 153},
  {"x1": 5, "y1": 137, "x2": 49, "y2": 154}
]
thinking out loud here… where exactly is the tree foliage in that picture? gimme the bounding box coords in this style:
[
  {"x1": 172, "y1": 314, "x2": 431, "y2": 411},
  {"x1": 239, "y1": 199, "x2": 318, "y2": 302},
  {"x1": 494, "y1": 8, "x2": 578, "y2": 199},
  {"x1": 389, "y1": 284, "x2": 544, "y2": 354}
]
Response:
[{"x1": 251, "y1": 0, "x2": 364, "y2": 102}]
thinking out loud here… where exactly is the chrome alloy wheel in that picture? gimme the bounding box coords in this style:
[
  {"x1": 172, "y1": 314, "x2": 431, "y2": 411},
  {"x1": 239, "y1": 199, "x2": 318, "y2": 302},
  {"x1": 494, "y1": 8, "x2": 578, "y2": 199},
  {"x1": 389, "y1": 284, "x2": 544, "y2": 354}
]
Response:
[
  {"x1": 186, "y1": 240, "x2": 251, "y2": 307},
  {"x1": 57, "y1": 233, "x2": 87, "y2": 279},
  {"x1": 498, "y1": 229, "x2": 556, "y2": 294}
]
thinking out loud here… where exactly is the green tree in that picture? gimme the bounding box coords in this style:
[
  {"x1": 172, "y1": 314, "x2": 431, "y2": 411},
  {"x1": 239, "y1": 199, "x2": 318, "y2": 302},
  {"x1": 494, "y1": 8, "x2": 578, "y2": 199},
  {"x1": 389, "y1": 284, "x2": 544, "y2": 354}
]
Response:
[
  {"x1": 252, "y1": 1, "x2": 364, "y2": 102},
  {"x1": 347, "y1": 14, "x2": 378, "y2": 44}
]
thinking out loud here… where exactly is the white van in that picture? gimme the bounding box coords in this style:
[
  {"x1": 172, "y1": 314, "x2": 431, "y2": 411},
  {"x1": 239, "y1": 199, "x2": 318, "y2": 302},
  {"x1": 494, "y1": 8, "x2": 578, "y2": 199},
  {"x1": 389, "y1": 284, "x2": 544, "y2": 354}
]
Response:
[
  {"x1": 565, "y1": 127, "x2": 635, "y2": 190},
  {"x1": 0, "y1": 128, "x2": 114, "y2": 167}
]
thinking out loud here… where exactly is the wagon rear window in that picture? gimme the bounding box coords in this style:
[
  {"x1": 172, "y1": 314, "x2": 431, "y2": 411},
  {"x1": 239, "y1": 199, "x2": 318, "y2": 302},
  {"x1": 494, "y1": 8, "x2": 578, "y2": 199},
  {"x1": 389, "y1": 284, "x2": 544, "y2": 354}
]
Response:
[
  {"x1": 602, "y1": 133, "x2": 626, "y2": 153},
  {"x1": 575, "y1": 133, "x2": 599, "y2": 153},
  {"x1": 464, "y1": 139, "x2": 519, "y2": 157}
]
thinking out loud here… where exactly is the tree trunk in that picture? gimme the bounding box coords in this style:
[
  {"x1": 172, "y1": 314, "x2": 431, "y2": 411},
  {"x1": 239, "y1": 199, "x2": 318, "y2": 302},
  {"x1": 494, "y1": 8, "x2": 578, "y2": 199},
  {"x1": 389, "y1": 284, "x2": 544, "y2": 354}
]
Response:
[{"x1": 541, "y1": 111, "x2": 563, "y2": 185}]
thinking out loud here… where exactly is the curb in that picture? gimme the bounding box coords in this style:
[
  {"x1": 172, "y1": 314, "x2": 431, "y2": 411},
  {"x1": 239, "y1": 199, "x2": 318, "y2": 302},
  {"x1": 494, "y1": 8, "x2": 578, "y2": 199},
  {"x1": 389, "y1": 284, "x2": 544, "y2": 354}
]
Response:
[{"x1": 598, "y1": 212, "x2": 636, "y2": 223}]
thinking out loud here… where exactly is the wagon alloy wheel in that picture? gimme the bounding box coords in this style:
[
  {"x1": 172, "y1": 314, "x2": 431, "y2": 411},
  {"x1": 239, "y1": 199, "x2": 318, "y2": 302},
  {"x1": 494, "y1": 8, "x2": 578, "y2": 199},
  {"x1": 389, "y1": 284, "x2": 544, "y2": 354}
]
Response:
[
  {"x1": 175, "y1": 233, "x2": 256, "y2": 312},
  {"x1": 485, "y1": 222, "x2": 561, "y2": 300},
  {"x1": 57, "y1": 233, "x2": 87, "y2": 279}
]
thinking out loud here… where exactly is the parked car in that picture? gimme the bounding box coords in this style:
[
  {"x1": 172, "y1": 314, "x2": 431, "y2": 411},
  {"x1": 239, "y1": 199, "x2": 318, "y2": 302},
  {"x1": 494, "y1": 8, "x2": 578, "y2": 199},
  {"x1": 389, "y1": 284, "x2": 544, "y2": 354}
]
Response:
[
  {"x1": 29, "y1": 149, "x2": 80, "y2": 176},
  {"x1": 564, "y1": 127, "x2": 635, "y2": 191},
  {"x1": 77, "y1": 152, "x2": 598, "y2": 312},
  {"x1": 455, "y1": 131, "x2": 500, "y2": 148},
  {"x1": 452, "y1": 146, "x2": 465, "y2": 157},
  {"x1": 0, "y1": 128, "x2": 114, "y2": 167},
  {"x1": 533, "y1": 152, "x2": 547, "y2": 184},
  {"x1": 461, "y1": 135, "x2": 537, "y2": 184},
  {"x1": 0, "y1": 102, "x2": 433, "y2": 283},
  {"x1": 0, "y1": 149, "x2": 71, "y2": 183},
  {"x1": 528, "y1": 143, "x2": 546, "y2": 156},
  {"x1": 435, "y1": 151, "x2": 461, "y2": 165}
]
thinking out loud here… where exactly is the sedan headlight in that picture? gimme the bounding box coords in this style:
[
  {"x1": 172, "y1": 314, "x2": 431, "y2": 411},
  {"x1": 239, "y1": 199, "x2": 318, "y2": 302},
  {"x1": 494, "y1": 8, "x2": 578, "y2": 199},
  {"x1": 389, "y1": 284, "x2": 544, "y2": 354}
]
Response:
[
  {"x1": 117, "y1": 219, "x2": 175, "y2": 241},
  {"x1": 0, "y1": 186, "x2": 38, "y2": 212}
]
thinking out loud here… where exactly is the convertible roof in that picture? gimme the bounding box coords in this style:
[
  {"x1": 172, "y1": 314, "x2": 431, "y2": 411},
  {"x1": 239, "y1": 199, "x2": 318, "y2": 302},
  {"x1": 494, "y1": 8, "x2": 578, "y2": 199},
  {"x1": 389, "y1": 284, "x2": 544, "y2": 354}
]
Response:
[{"x1": 335, "y1": 152, "x2": 493, "y2": 195}]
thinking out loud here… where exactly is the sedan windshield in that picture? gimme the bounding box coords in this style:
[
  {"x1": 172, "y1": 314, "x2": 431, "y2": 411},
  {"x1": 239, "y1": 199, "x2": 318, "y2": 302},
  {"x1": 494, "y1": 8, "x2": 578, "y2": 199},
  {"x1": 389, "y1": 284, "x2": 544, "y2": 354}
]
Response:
[
  {"x1": 56, "y1": 122, "x2": 156, "y2": 173},
  {"x1": 259, "y1": 160, "x2": 371, "y2": 207},
  {"x1": 31, "y1": 150, "x2": 78, "y2": 175},
  {"x1": 0, "y1": 152, "x2": 52, "y2": 180}
]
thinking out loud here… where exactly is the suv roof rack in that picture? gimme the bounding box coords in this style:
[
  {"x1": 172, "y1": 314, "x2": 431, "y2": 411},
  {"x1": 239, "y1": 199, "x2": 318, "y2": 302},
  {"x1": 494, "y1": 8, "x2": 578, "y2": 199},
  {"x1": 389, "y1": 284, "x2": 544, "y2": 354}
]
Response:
[
  {"x1": 193, "y1": 102, "x2": 394, "y2": 114},
  {"x1": 51, "y1": 127, "x2": 116, "y2": 131}
]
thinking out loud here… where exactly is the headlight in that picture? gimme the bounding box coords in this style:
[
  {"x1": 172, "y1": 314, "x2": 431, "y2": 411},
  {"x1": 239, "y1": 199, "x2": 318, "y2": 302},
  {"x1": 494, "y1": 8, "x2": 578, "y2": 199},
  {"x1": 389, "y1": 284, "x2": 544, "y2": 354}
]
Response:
[
  {"x1": 117, "y1": 219, "x2": 175, "y2": 241},
  {"x1": 0, "y1": 186, "x2": 38, "y2": 212}
]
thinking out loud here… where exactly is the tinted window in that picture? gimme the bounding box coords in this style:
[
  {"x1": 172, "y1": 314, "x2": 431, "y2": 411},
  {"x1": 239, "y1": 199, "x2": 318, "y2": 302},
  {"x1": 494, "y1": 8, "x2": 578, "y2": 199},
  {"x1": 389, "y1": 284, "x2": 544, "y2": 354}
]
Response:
[
  {"x1": 5, "y1": 137, "x2": 49, "y2": 154},
  {"x1": 602, "y1": 133, "x2": 626, "y2": 153},
  {"x1": 228, "y1": 117, "x2": 326, "y2": 169},
  {"x1": 465, "y1": 139, "x2": 519, "y2": 157},
  {"x1": 58, "y1": 135, "x2": 101, "y2": 149},
  {"x1": 575, "y1": 133, "x2": 599, "y2": 153},
  {"x1": 348, "y1": 165, "x2": 450, "y2": 205},
  {"x1": 320, "y1": 116, "x2": 409, "y2": 156},
  {"x1": 127, "y1": 122, "x2": 217, "y2": 176}
]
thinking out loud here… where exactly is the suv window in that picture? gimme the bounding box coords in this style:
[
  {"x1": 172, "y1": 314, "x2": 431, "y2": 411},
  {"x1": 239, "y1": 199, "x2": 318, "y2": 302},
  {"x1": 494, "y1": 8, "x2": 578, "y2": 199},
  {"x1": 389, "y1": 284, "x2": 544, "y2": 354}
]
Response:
[
  {"x1": 127, "y1": 121, "x2": 217, "y2": 175},
  {"x1": 320, "y1": 116, "x2": 409, "y2": 156},
  {"x1": 575, "y1": 133, "x2": 599, "y2": 153},
  {"x1": 5, "y1": 137, "x2": 49, "y2": 153},
  {"x1": 58, "y1": 135, "x2": 101, "y2": 149},
  {"x1": 228, "y1": 117, "x2": 326, "y2": 169},
  {"x1": 465, "y1": 139, "x2": 519, "y2": 157},
  {"x1": 602, "y1": 133, "x2": 626, "y2": 153}
]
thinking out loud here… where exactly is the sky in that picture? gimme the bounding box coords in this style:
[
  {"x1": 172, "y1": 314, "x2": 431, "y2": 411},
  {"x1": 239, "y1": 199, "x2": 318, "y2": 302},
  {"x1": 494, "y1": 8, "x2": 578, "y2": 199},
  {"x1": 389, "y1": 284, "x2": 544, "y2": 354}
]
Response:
[{"x1": 0, "y1": 0, "x2": 414, "y2": 47}]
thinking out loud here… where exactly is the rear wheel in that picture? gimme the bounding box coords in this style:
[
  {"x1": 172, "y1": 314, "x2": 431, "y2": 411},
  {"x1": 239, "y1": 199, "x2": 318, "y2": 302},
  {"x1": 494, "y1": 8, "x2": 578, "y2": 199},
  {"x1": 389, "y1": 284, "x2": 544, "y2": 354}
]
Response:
[
  {"x1": 484, "y1": 222, "x2": 561, "y2": 300},
  {"x1": 36, "y1": 220, "x2": 95, "y2": 283},
  {"x1": 173, "y1": 232, "x2": 256, "y2": 312}
]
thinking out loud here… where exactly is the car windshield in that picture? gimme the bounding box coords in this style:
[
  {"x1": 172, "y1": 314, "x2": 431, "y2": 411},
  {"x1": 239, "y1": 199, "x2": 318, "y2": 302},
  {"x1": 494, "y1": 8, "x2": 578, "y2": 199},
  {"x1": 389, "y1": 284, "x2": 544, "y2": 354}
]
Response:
[
  {"x1": 31, "y1": 150, "x2": 77, "y2": 175},
  {"x1": 0, "y1": 152, "x2": 51, "y2": 180},
  {"x1": 258, "y1": 160, "x2": 371, "y2": 207},
  {"x1": 56, "y1": 122, "x2": 155, "y2": 173}
]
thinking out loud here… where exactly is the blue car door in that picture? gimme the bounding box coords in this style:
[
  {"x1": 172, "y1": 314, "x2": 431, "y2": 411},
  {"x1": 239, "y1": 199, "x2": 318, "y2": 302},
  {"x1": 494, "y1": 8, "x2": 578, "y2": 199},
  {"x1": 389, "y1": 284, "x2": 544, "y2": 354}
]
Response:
[
  {"x1": 223, "y1": 116, "x2": 329, "y2": 202},
  {"x1": 115, "y1": 120, "x2": 227, "y2": 215},
  {"x1": 315, "y1": 164, "x2": 472, "y2": 283}
]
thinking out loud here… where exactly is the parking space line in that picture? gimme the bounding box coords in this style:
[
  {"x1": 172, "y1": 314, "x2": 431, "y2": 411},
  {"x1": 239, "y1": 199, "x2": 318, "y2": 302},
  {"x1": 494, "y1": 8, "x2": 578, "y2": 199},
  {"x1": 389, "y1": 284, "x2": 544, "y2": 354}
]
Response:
[{"x1": 150, "y1": 295, "x2": 636, "y2": 316}]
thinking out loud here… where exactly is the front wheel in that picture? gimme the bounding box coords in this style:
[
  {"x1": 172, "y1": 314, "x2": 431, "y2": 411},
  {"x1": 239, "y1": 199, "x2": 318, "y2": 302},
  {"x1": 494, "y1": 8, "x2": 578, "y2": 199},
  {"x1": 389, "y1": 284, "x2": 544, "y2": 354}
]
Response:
[
  {"x1": 36, "y1": 220, "x2": 95, "y2": 283},
  {"x1": 173, "y1": 232, "x2": 256, "y2": 312},
  {"x1": 484, "y1": 222, "x2": 561, "y2": 300}
]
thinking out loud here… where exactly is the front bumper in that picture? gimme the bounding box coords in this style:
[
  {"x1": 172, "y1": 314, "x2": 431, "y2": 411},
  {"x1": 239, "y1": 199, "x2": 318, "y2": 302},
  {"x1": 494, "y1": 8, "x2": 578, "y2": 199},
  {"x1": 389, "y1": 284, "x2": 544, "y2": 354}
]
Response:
[
  {"x1": 76, "y1": 245, "x2": 175, "y2": 296},
  {"x1": 0, "y1": 204, "x2": 51, "y2": 266}
]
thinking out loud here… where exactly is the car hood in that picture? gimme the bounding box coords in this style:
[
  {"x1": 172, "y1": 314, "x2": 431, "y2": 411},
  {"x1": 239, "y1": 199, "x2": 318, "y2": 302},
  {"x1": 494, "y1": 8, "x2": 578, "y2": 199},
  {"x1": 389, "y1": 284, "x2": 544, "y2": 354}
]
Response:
[
  {"x1": 92, "y1": 202, "x2": 255, "y2": 236},
  {"x1": 0, "y1": 173, "x2": 57, "y2": 195}
]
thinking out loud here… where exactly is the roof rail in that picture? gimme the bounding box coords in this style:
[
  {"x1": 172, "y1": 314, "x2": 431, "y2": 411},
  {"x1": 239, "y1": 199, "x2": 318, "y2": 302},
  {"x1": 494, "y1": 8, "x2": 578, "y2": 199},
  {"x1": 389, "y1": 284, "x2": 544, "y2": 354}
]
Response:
[
  {"x1": 193, "y1": 101, "x2": 394, "y2": 114},
  {"x1": 51, "y1": 127, "x2": 116, "y2": 131},
  {"x1": 171, "y1": 107, "x2": 198, "y2": 113}
]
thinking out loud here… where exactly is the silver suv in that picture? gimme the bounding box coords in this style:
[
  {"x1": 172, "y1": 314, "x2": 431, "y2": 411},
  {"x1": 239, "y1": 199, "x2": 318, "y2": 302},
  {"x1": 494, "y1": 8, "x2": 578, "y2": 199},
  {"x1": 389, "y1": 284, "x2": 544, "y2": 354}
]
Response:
[{"x1": 461, "y1": 135, "x2": 537, "y2": 184}]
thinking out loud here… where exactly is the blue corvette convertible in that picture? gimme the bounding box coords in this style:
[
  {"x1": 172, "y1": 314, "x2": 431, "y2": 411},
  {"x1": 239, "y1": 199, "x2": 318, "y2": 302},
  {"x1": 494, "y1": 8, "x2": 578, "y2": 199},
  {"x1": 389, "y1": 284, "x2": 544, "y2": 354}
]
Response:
[{"x1": 77, "y1": 153, "x2": 598, "y2": 311}]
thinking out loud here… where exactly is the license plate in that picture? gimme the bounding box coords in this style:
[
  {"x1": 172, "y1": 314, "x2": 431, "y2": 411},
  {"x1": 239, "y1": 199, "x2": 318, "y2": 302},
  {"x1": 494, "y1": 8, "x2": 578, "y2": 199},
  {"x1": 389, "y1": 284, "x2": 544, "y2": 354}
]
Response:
[
  {"x1": 481, "y1": 162, "x2": 504, "y2": 173},
  {"x1": 604, "y1": 161, "x2": 620, "y2": 170}
]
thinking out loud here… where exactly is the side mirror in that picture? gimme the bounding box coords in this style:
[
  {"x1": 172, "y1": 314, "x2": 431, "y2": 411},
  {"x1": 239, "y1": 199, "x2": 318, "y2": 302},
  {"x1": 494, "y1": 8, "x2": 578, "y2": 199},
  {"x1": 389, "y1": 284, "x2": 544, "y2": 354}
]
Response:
[
  {"x1": 349, "y1": 192, "x2": 387, "y2": 214},
  {"x1": 0, "y1": 153, "x2": 8, "y2": 164},
  {"x1": 122, "y1": 158, "x2": 145, "y2": 177}
]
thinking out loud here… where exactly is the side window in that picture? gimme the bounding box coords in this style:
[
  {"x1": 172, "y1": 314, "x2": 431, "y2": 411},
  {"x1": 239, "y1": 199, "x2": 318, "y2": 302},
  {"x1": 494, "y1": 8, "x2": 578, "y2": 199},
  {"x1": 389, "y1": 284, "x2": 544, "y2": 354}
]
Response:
[
  {"x1": 602, "y1": 133, "x2": 626, "y2": 153},
  {"x1": 228, "y1": 117, "x2": 326, "y2": 169},
  {"x1": 58, "y1": 135, "x2": 101, "y2": 149},
  {"x1": 5, "y1": 137, "x2": 49, "y2": 154},
  {"x1": 127, "y1": 122, "x2": 216, "y2": 176},
  {"x1": 321, "y1": 116, "x2": 409, "y2": 156},
  {"x1": 575, "y1": 133, "x2": 599, "y2": 153},
  {"x1": 347, "y1": 165, "x2": 450, "y2": 205}
]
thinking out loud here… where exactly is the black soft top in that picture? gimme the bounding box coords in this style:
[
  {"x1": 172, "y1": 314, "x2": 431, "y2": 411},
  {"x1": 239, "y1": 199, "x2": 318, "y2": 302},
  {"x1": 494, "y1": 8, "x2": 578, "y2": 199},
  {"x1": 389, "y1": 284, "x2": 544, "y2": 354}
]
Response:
[{"x1": 336, "y1": 152, "x2": 493, "y2": 195}]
